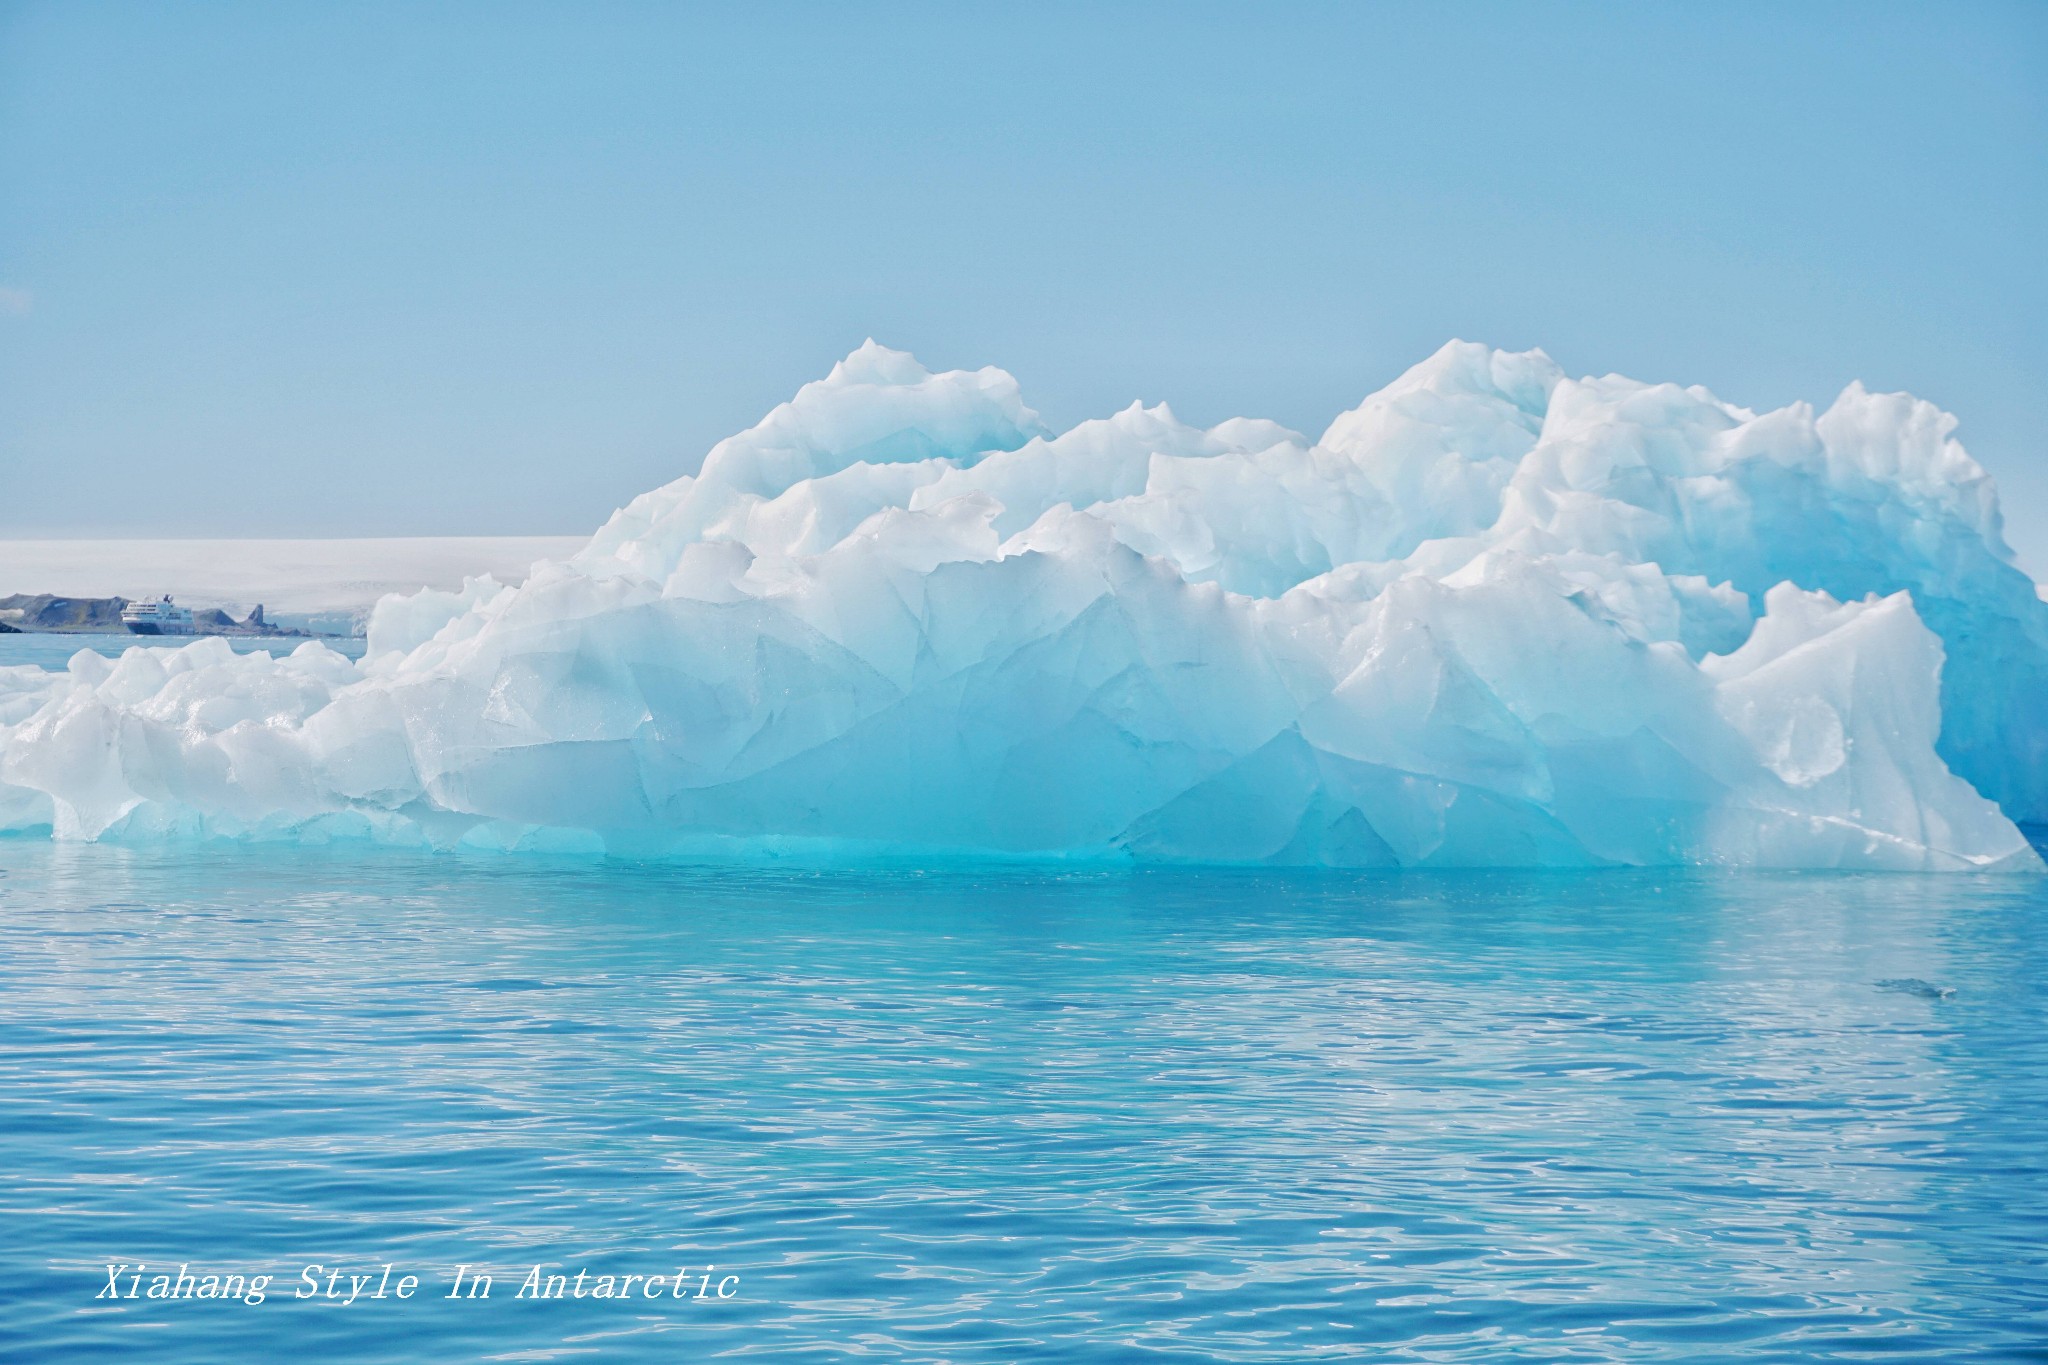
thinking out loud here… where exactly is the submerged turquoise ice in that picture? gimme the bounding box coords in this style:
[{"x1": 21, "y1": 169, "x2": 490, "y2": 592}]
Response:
[
  {"x1": 4, "y1": 342, "x2": 2047, "y2": 868},
  {"x1": 2, "y1": 843, "x2": 2044, "y2": 1360}
]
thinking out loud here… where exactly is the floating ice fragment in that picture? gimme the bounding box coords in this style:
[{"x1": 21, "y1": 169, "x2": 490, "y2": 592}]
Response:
[{"x1": 1875, "y1": 978, "x2": 1955, "y2": 1001}]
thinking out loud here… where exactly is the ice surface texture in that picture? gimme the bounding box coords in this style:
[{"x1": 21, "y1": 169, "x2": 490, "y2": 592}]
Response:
[{"x1": 3, "y1": 341, "x2": 2042, "y2": 869}]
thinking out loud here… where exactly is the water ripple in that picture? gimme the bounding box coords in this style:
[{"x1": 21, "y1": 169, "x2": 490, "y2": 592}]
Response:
[{"x1": 1, "y1": 846, "x2": 2044, "y2": 1360}]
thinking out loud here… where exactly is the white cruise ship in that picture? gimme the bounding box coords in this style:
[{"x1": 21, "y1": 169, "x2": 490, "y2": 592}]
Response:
[{"x1": 121, "y1": 596, "x2": 196, "y2": 635}]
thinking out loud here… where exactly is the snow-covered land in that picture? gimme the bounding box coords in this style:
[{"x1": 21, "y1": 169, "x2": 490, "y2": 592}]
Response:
[
  {"x1": 0, "y1": 537, "x2": 583, "y2": 631},
  {"x1": 2, "y1": 342, "x2": 2042, "y2": 869}
]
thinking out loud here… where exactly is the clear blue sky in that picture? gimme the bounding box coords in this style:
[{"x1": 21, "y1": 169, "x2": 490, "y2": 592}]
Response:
[{"x1": 4, "y1": 2, "x2": 2044, "y2": 569}]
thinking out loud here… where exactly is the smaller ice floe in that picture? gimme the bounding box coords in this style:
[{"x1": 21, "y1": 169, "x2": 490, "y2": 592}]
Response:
[{"x1": 1875, "y1": 978, "x2": 1955, "y2": 1001}]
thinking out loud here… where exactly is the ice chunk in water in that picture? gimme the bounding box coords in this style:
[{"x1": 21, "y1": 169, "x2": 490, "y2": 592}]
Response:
[{"x1": 0, "y1": 341, "x2": 2040, "y2": 870}]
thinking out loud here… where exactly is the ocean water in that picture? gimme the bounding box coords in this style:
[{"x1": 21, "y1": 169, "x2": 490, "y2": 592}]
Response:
[
  {"x1": 1, "y1": 843, "x2": 2043, "y2": 1362},
  {"x1": 0, "y1": 633, "x2": 367, "y2": 671}
]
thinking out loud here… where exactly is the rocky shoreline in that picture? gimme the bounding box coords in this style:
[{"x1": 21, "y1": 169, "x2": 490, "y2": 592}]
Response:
[{"x1": 0, "y1": 594, "x2": 311, "y2": 638}]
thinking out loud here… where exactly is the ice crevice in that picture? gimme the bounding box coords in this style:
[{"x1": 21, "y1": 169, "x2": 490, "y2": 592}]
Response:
[{"x1": 1, "y1": 338, "x2": 2043, "y2": 870}]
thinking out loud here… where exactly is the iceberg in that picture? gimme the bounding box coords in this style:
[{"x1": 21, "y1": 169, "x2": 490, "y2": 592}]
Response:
[{"x1": 2, "y1": 340, "x2": 2041, "y2": 869}]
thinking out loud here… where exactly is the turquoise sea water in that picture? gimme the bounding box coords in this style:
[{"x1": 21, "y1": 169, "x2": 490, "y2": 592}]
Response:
[{"x1": 2, "y1": 842, "x2": 2044, "y2": 1361}]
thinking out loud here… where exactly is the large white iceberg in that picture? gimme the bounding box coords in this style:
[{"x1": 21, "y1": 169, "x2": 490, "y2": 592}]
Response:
[{"x1": 2, "y1": 341, "x2": 2042, "y2": 870}]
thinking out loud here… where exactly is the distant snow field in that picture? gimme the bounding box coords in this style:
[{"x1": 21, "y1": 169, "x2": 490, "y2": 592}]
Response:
[{"x1": 0, "y1": 537, "x2": 586, "y2": 630}]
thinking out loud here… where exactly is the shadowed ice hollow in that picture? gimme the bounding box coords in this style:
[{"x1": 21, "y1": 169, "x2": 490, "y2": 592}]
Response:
[{"x1": 4, "y1": 340, "x2": 2046, "y2": 870}]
